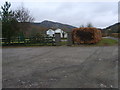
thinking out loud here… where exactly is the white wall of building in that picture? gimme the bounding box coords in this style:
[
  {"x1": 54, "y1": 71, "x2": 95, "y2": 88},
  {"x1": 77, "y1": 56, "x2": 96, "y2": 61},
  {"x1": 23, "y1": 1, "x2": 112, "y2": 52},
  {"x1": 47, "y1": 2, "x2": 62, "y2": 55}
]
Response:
[
  {"x1": 46, "y1": 29, "x2": 55, "y2": 37},
  {"x1": 46, "y1": 28, "x2": 67, "y2": 38}
]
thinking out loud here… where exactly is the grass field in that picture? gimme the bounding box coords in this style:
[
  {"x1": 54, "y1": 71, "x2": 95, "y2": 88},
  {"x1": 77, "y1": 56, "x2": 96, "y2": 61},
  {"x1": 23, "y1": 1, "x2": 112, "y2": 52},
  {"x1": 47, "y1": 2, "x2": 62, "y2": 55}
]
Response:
[
  {"x1": 96, "y1": 38, "x2": 118, "y2": 46},
  {"x1": 71, "y1": 38, "x2": 118, "y2": 47}
]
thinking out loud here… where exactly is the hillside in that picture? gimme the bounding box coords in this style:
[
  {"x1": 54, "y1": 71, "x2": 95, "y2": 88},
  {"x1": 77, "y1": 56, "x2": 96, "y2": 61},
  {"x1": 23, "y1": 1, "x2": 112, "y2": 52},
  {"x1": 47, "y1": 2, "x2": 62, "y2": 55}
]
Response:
[
  {"x1": 30, "y1": 20, "x2": 77, "y2": 32},
  {"x1": 103, "y1": 23, "x2": 120, "y2": 33},
  {"x1": 24, "y1": 21, "x2": 120, "y2": 38}
]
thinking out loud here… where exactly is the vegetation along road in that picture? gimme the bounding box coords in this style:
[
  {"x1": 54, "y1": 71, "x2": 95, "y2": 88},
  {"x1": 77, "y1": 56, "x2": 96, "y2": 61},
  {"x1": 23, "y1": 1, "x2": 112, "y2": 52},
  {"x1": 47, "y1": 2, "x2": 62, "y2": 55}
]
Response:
[{"x1": 2, "y1": 46, "x2": 118, "y2": 88}]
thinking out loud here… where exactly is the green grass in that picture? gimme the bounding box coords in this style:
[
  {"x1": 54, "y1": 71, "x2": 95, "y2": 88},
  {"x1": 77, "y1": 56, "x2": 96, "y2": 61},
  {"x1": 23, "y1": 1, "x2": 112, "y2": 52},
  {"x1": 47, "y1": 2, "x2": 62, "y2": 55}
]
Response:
[
  {"x1": 72, "y1": 38, "x2": 118, "y2": 47},
  {"x1": 26, "y1": 43, "x2": 54, "y2": 46},
  {"x1": 2, "y1": 43, "x2": 55, "y2": 46},
  {"x1": 2, "y1": 38, "x2": 118, "y2": 47},
  {"x1": 61, "y1": 38, "x2": 67, "y2": 40},
  {"x1": 61, "y1": 41, "x2": 67, "y2": 45},
  {"x1": 95, "y1": 38, "x2": 118, "y2": 46}
]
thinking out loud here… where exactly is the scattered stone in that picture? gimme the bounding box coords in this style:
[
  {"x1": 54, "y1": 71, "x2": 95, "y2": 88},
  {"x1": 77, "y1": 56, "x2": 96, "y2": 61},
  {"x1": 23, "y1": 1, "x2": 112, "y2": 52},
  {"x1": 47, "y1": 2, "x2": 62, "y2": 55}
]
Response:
[
  {"x1": 62, "y1": 70, "x2": 65, "y2": 72},
  {"x1": 21, "y1": 81, "x2": 25, "y2": 84},
  {"x1": 64, "y1": 75, "x2": 67, "y2": 77},
  {"x1": 18, "y1": 80, "x2": 21, "y2": 82},
  {"x1": 29, "y1": 84, "x2": 32, "y2": 87},
  {"x1": 99, "y1": 58, "x2": 102, "y2": 61},
  {"x1": 3, "y1": 79, "x2": 9, "y2": 81},
  {"x1": 110, "y1": 85, "x2": 113, "y2": 88},
  {"x1": 100, "y1": 83, "x2": 107, "y2": 88}
]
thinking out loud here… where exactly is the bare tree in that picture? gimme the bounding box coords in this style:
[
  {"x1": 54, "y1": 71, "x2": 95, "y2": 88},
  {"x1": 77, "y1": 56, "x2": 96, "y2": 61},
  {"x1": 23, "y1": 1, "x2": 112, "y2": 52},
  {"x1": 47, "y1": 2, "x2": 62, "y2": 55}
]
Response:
[
  {"x1": 14, "y1": 5, "x2": 35, "y2": 37},
  {"x1": 87, "y1": 23, "x2": 93, "y2": 27},
  {"x1": 79, "y1": 25, "x2": 84, "y2": 28},
  {"x1": 15, "y1": 5, "x2": 34, "y2": 22}
]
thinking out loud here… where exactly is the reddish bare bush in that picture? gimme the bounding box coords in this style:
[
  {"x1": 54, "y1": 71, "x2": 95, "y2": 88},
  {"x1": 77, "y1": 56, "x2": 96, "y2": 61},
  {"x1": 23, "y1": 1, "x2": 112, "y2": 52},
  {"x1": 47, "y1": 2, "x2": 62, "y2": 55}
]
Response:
[{"x1": 72, "y1": 27, "x2": 102, "y2": 44}]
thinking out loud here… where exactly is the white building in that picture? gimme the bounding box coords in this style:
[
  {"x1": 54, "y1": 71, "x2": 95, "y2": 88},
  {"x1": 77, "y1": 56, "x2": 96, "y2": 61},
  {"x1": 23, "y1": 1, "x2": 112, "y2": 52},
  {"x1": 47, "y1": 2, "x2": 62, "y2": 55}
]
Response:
[
  {"x1": 46, "y1": 28, "x2": 67, "y2": 38},
  {"x1": 46, "y1": 29, "x2": 55, "y2": 37}
]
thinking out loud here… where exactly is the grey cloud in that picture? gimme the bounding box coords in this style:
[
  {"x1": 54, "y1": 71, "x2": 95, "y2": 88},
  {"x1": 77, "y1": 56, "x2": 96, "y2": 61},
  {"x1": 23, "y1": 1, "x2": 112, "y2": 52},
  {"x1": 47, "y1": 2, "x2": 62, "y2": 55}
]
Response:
[{"x1": 0, "y1": 1, "x2": 118, "y2": 28}]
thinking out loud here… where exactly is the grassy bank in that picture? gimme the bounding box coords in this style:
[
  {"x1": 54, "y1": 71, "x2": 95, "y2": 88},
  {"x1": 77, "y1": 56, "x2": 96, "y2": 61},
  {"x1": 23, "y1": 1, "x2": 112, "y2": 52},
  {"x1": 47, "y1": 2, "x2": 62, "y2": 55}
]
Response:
[
  {"x1": 72, "y1": 38, "x2": 118, "y2": 47},
  {"x1": 95, "y1": 38, "x2": 118, "y2": 46},
  {"x1": 2, "y1": 38, "x2": 118, "y2": 47}
]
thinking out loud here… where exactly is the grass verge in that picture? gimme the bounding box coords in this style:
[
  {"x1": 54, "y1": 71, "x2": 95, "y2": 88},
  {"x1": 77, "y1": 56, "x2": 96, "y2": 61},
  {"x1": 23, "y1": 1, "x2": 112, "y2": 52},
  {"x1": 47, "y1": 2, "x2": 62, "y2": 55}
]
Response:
[
  {"x1": 72, "y1": 38, "x2": 118, "y2": 47},
  {"x1": 95, "y1": 38, "x2": 118, "y2": 46},
  {"x1": 2, "y1": 38, "x2": 118, "y2": 47}
]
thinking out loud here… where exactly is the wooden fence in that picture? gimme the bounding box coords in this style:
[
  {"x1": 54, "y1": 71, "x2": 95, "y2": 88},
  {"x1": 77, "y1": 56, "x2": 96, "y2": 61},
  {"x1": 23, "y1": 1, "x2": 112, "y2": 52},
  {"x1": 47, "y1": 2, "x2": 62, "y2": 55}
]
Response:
[{"x1": 2, "y1": 36, "x2": 55, "y2": 46}]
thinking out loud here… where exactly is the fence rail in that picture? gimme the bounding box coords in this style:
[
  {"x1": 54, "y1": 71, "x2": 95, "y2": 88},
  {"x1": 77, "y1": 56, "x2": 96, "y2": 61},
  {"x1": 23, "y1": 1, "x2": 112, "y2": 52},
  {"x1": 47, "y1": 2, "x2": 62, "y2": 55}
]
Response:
[{"x1": 1, "y1": 36, "x2": 55, "y2": 46}]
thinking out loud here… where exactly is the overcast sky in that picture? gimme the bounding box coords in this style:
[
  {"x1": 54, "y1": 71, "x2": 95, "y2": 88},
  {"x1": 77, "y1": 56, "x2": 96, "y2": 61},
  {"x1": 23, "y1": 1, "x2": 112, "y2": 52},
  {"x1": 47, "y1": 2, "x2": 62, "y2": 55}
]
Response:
[{"x1": 0, "y1": 0, "x2": 119, "y2": 28}]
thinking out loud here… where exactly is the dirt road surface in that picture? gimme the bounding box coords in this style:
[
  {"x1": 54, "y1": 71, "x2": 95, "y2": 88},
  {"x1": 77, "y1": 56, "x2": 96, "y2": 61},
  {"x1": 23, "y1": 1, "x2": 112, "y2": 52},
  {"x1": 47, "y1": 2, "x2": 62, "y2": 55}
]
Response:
[{"x1": 2, "y1": 46, "x2": 118, "y2": 88}]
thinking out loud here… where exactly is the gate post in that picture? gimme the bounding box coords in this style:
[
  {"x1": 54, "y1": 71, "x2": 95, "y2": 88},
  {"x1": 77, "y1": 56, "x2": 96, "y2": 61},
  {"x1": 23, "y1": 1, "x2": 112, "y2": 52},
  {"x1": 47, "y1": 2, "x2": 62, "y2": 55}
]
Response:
[
  {"x1": 67, "y1": 32, "x2": 73, "y2": 46},
  {"x1": 55, "y1": 33, "x2": 61, "y2": 46}
]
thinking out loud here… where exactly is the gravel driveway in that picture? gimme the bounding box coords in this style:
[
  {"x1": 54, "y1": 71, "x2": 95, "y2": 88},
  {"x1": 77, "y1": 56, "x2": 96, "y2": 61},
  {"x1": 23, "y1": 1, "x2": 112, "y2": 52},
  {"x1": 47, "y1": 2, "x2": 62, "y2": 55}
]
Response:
[{"x1": 2, "y1": 46, "x2": 118, "y2": 88}]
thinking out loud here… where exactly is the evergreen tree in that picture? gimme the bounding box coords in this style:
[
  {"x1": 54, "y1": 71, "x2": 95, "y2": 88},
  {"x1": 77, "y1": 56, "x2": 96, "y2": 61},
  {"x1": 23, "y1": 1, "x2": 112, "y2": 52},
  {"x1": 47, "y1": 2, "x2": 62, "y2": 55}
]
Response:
[{"x1": 1, "y1": 2, "x2": 19, "y2": 43}]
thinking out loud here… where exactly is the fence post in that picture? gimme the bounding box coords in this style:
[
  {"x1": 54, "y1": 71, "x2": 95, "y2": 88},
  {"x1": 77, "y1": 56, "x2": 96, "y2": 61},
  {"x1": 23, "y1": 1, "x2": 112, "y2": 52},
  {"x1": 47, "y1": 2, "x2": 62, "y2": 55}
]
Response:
[
  {"x1": 55, "y1": 33, "x2": 61, "y2": 46},
  {"x1": 67, "y1": 32, "x2": 73, "y2": 46}
]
